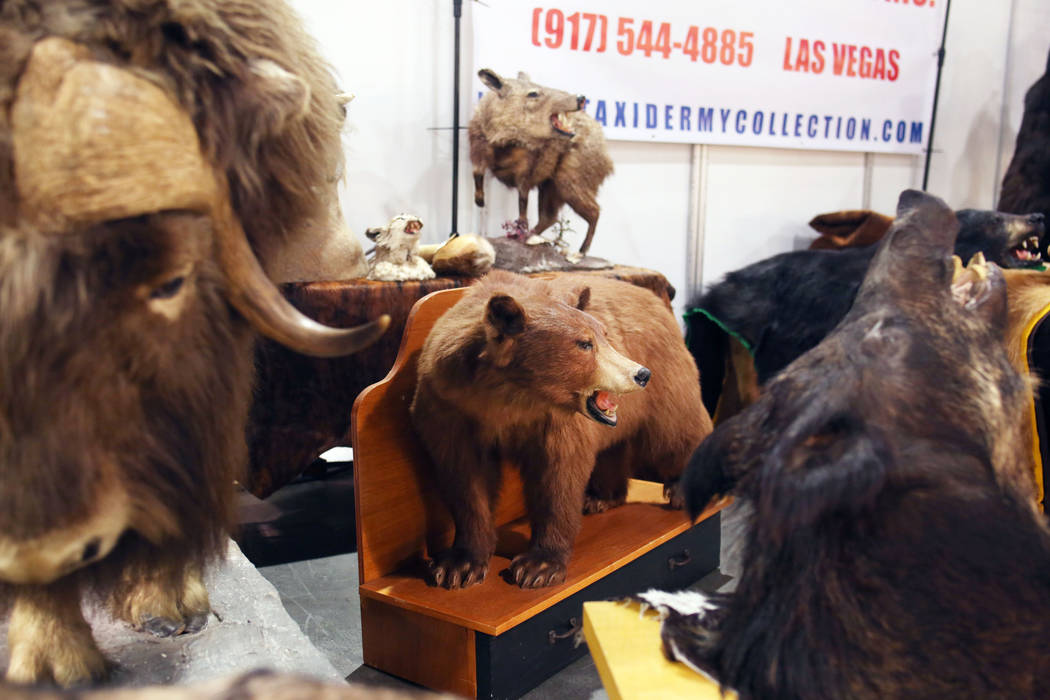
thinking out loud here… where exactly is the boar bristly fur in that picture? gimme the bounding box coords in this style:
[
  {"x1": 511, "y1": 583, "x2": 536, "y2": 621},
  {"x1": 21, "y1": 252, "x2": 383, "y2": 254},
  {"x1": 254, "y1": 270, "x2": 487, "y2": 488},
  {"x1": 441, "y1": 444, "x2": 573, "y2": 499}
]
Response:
[
  {"x1": 668, "y1": 190, "x2": 1050, "y2": 699},
  {"x1": 469, "y1": 69, "x2": 613, "y2": 255}
]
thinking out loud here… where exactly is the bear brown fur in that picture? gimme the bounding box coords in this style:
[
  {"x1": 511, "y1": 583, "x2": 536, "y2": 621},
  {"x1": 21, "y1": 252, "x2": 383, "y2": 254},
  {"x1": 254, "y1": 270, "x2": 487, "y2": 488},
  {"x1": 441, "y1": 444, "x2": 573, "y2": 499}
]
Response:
[{"x1": 410, "y1": 270, "x2": 711, "y2": 589}]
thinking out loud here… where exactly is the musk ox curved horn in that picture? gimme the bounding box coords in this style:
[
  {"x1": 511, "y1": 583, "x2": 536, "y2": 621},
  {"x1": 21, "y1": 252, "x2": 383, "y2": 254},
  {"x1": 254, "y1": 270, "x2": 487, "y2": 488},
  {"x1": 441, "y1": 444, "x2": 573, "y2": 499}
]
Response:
[
  {"x1": 12, "y1": 37, "x2": 388, "y2": 357},
  {"x1": 211, "y1": 194, "x2": 390, "y2": 357}
]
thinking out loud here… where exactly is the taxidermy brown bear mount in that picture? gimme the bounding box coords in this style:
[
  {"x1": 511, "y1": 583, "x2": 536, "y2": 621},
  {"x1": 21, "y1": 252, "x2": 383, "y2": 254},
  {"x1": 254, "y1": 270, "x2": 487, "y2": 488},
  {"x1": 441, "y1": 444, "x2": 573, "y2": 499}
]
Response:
[{"x1": 410, "y1": 271, "x2": 711, "y2": 589}]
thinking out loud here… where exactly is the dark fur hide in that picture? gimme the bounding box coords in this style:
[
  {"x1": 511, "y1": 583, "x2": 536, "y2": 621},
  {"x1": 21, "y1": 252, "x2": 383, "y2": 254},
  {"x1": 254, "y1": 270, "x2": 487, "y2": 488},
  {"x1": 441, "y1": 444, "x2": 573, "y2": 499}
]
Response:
[
  {"x1": 999, "y1": 46, "x2": 1050, "y2": 217},
  {"x1": 688, "y1": 207, "x2": 1046, "y2": 411}
]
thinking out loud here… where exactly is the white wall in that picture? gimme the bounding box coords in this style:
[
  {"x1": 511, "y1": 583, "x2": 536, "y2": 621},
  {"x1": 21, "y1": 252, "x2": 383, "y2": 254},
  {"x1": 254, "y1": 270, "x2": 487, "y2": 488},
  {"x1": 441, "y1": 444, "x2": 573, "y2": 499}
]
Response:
[{"x1": 291, "y1": 0, "x2": 1049, "y2": 320}]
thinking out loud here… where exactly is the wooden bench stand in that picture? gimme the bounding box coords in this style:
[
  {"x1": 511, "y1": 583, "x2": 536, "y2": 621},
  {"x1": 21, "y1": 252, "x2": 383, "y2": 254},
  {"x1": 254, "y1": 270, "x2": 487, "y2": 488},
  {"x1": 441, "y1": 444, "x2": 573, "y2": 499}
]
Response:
[{"x1": 351, "y1": 287, "x2": 726, "y2": 699}]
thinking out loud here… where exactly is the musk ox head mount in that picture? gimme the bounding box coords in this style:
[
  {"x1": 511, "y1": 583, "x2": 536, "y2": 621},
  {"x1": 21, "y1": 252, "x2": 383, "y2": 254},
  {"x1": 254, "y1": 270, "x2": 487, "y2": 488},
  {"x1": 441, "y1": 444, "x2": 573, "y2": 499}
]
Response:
[{"x1": 0, "y1": 0, "x2": 385, "y2": 640}]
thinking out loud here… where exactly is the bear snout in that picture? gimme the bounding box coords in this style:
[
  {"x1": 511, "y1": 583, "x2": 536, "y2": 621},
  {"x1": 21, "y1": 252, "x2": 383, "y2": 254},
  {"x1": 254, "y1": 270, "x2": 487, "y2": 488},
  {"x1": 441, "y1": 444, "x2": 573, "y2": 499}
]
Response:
[{"x1": 634, "y1": 367, "x2": 651, "y2": 387}]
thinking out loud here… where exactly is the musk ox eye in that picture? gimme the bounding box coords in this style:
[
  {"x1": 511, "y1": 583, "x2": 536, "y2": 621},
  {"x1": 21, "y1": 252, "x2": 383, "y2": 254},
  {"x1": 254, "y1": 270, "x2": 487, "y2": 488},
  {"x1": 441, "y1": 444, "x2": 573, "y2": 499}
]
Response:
[
  {"x1": 527, "y1": 90, "x2": 540, "y2": 98},
  {"x1": 576, "y1": 340, "x2": 593, "y2": 351},
  {"x1": 150, "y1": 276, "x2": 185, "y2": 300}
]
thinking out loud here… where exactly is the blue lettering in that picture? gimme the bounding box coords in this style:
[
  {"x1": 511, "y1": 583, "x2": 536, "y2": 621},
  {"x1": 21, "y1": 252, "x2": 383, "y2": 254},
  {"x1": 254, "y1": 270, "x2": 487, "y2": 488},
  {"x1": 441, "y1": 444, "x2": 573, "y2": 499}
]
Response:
[
  {"x1": 846, "y1": 118, "x2": 857, "y2": 140},
  {"x1": 615, "y1": 101, "x2": 627, "y2": 128},
  {"x1": 752, "y1": 111, "x2": 764, "y2": 135},
  {"x1": 824, "y1": 115, "x2": 833, "y2": 138},
  {"x1": 646, "y1": 104, "x2": 658, "y2": 129},
  {"x1": 697, "y1": 108, "x2": 714, "y2": 131},
  {"x1": 594, "y1": 100, "x2": 607, "y2": 127},
  {"x1": 781, "y1": 113, "x2": 789, "y2": 136},
  {"x1": 794, "y1": 114, "x2": 803, "y2": 137},
  {"x1": 665, "y1": 105, "x2": 674, "y2": 130},
  {"x1": 807, "y1": 115, "x2": 818, "y2": 138},
  {"x1": 896, "y1": 120, "x2": 906, "y2": 143},
  {"x1": 860, "y1": 119, "x2": 871, "y2": 141},
  {"x1": 735, "y1": 110, "x2": 747, "y2": 134},
  {"x1": 719, "y1": 108, "x2": 732, "y2": 132},
  {"x1": 910, "y1": 122, "x2": 923, "y2": 144},
  {"x1": 882, "y1": 120, "x2": 892, "y2": 142},
  {"x1": 680, "y1": 106, "x2": 692, "y2": 131}
]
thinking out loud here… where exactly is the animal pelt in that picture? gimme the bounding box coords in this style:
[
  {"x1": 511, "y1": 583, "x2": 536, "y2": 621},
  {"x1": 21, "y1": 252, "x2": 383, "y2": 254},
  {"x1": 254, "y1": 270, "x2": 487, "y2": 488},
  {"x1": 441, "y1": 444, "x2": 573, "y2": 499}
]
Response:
[
  {"x1": 999, "y1": 46, "x2": 1050, "y2": 217},
  {"x1": 469, "y1": 69, "x2": 613, "y2": 254},
  {"x1": 661, "y1": 190, "x2": 1050, "y2": 699},
  {"x1": 688, "y1": 206, "x2": 1047, "y2": 412},
  {"x1": 366, "y1": 214, "x2": 434, "y2": 282}
]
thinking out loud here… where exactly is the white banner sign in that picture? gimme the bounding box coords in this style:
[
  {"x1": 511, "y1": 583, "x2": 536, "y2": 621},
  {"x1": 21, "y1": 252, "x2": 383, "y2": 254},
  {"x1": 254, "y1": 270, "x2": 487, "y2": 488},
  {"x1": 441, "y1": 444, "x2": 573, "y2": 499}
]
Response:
[{"x1": 472, "y1": 0, "x2": 948, "y2": 154}]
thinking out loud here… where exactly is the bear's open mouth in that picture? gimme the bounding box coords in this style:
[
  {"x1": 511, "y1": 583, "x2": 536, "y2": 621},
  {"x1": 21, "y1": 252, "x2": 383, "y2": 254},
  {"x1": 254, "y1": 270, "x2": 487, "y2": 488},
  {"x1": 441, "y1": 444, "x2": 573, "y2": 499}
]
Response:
[
  {"x1": 1011, "y1": 235, "x2": 1043, "y2": 265},
  {"x1": 551, "y1": 112, "x2": 575, "y2": 137},
  {"x1": 586, "y1": 390, "x2": 619, "y2": 427}
]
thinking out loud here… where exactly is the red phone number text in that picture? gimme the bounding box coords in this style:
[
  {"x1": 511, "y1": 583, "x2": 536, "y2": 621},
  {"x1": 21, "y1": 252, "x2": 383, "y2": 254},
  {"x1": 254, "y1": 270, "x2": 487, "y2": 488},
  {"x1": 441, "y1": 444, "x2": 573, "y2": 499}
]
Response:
[{"x1": 531, "y1": 8, "x2": 754, "y2": 67}]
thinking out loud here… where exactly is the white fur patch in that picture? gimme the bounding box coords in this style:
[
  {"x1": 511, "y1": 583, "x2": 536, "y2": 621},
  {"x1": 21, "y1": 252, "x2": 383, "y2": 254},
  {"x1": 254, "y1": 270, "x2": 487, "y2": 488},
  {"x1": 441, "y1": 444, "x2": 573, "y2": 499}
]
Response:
[{"x1": 634, "y1": 588, "x2": 717, "y2": 618}]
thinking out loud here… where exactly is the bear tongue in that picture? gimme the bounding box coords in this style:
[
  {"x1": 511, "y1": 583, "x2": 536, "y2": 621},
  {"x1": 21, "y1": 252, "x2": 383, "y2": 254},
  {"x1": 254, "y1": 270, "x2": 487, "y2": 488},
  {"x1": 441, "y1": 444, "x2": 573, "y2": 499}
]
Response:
[{"x1": 595, "y1": 391, "x2": 618, "y2": 412}]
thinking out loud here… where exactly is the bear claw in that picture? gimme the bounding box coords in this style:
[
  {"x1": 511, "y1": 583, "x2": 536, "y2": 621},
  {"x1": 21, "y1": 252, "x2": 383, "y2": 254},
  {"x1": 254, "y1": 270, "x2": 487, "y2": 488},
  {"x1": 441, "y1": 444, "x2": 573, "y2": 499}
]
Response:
[
  {"x1": 508, "y1": 552, "x2": 567, "y2": 588},
  {"x1": 427, "y1": 549, "x2": 489, "y2": 589}
]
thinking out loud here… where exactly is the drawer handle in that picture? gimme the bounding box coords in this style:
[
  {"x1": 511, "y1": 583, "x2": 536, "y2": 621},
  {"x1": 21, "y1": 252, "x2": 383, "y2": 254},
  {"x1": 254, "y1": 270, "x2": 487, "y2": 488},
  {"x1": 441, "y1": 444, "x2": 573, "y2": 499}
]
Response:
[
  {"x1": 668, "y1": 549, "x2": 691, "y2": 571},
  {"x1": 548, "y1": 616, "x2": 581, "y2": 645}
]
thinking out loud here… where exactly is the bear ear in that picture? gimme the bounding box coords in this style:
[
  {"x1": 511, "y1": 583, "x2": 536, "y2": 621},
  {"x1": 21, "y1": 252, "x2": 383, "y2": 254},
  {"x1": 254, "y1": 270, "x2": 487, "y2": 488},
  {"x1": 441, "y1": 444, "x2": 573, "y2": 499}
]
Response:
[
  {"x1": 486, "y1": 294, "x2": 526, "y2": 336},
  {"x1": 574, "y1": 287, "x2": 591, "y2": 311}
]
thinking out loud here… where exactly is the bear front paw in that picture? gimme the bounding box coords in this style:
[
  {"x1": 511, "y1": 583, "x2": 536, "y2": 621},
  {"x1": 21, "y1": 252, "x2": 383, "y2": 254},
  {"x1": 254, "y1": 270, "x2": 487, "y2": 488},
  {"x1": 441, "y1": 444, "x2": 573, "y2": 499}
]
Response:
[
  {"x1": 426, "y1": 548, "x2": 489, "y2": 589},
  {"x1": 507, "y1": 551, "x2": 567, "y2": 588}
]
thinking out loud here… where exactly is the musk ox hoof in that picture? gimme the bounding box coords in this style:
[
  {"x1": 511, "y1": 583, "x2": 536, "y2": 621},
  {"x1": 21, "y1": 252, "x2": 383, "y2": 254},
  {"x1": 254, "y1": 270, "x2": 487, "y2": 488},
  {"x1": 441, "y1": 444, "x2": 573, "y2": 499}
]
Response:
[
  {"x1": 6, "y1": 623, "x2": 108, "y2": 687},
  {"x1": 475, "y1": 193, "x2": 485, "y2": 207},
  {"x1": 141, "y1": 614, "x2": 183, "y2": 637},
  {"x1": 426, "y1": 548, "x2": 489, "y2": 589},
  {"x1": 506, "y1": 551, "x2": 567, "y2": 588}
]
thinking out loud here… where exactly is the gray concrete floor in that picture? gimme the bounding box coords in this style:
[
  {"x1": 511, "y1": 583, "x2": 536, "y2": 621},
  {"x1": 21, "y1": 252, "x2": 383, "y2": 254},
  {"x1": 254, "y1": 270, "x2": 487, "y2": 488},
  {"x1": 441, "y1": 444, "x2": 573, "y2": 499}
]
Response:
[{"x1": 248, "y1": 459, "x2": 744, "y2": 699}]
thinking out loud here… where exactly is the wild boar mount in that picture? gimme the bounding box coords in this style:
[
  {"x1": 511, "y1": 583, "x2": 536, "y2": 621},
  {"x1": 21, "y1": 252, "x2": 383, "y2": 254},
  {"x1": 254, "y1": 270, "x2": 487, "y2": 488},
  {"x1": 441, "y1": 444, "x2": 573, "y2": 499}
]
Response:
[
  {"x1": 647, "y1": 190, "x2": 1050, "y2": 698},
  {"x1": 469, "y1": 69, "x2": 613, "y2": 256},
  {"x1": 0, "y1": 0, "x2": 388, "y2": 686}
]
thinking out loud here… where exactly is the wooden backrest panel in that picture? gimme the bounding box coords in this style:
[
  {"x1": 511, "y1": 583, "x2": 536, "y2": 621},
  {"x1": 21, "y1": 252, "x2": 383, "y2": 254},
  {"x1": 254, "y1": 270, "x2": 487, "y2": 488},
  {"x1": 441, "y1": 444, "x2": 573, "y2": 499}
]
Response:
[{"x1": 352, "y1": 287, "x2": 527, "y2": 583}]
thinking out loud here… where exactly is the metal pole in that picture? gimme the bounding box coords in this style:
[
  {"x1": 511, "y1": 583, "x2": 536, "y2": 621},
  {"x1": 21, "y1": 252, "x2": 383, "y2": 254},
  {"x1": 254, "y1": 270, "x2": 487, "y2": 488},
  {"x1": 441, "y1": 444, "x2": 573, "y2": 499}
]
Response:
[
  {"x1": 451, "y1": 0, "x2": 463, "y2": 235},
  {"x1": 922, "y1": 0, "x2": 952, "y2": 191}
]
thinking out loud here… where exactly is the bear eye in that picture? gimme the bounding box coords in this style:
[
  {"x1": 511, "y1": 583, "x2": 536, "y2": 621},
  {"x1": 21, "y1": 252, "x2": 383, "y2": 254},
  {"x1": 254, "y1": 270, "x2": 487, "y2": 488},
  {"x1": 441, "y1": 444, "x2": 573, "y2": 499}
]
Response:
[
  {"x1": 150, "y1": 276, "x2": 185, "y2": 300},
  {"x1": 527, "y1": 90, "x2": 540, "y2": 98},
  {"x1": 576, "y1": 340, "x2": 593, "y2": 351}
]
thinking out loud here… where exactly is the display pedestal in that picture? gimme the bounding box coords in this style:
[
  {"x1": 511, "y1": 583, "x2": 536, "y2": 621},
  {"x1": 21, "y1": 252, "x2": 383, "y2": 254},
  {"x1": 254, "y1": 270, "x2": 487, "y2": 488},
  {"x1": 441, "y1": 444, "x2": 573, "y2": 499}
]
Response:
[{"x1": 351, "y1": 287, "x2": 725, "y2": 699}]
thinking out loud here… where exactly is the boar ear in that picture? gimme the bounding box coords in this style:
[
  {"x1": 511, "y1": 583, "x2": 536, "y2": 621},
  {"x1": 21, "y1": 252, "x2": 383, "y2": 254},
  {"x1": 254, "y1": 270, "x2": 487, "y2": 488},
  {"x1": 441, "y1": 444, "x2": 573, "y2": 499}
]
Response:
[
  {"x1": 478, "y1": 69, "x2": 505, "y2": 94},
  {"x1": 575, "y1": 286, "x2": 591, "y2": 311},
  {"x1": 756, "y1": 412, "x2": 889, "y2": 543},
  {"x1": 485, "y1": 293, "x2": 526, "y2": 336}
]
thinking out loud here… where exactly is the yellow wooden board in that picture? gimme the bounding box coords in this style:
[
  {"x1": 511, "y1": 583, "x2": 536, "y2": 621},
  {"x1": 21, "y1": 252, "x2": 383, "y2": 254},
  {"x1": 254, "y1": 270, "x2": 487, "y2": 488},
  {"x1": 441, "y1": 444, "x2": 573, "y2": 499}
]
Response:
[{"x1": 583, "y1": 600, "x2": 736, "y2": 700}]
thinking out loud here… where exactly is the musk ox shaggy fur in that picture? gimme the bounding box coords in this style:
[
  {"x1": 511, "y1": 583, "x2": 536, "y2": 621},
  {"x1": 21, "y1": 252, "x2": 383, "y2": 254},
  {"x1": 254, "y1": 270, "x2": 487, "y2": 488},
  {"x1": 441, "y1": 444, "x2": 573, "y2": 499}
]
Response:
[
  {"x1": 0, "y1": 0, "x2": 386, "y2": 686},
  {"x1": 655, "y1": 190, "x2": 1050, "y2": 698},
  {"x1": 469, "y1": 69, "x2": 613, "y2": 255}
]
